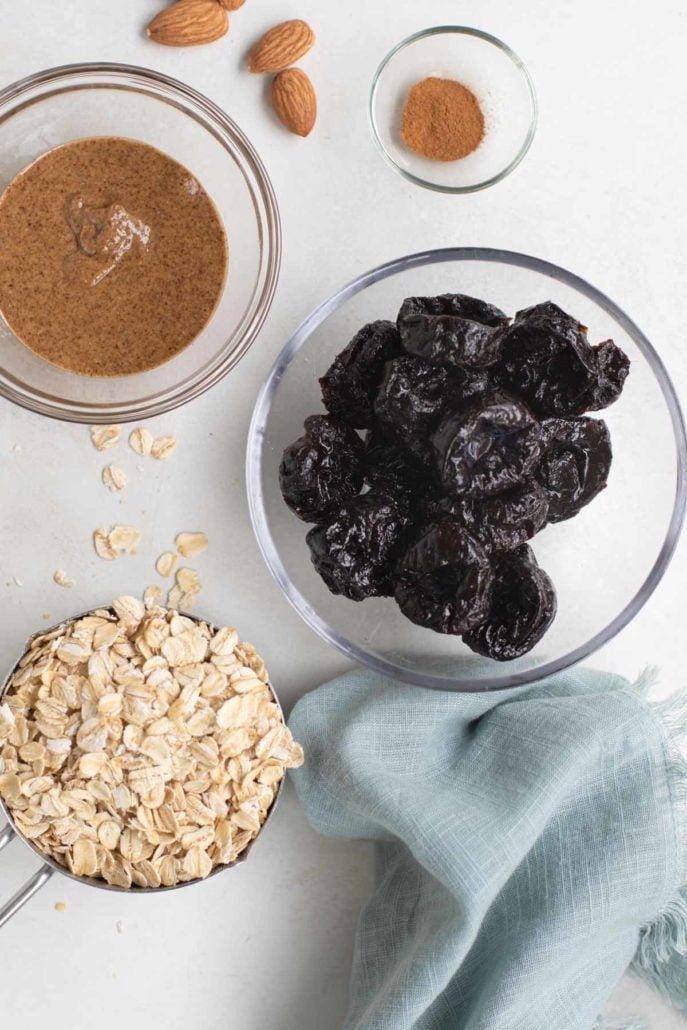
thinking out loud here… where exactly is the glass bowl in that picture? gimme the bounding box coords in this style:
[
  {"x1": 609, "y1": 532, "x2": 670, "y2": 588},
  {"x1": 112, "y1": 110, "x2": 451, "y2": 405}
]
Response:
[
  {"x1": 0, "y1": 63, "x2": 281, "y2": 424},
  {"x1": 247, "y1": 248, "x2": 687, "y2": 693},
  {"x1": 369, "y1": 27, "x2": 537, "y2": 194}
]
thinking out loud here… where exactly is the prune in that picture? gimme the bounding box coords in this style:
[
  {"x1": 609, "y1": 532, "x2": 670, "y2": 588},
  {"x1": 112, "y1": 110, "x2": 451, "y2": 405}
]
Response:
[
  {"x1": 453, "y1": 367, "x2": 493, "y2": 403},
  {"x1": 495, "y1": 301, "x2": 629, "y2": 416},
  {"x1": 320, "y1": 320, "x2": 400, "y2": 429},
  {"x1": 398, "y1": 293, "x2": 509, "y2": 369},
  {"x1": 364, "y1": 430, "x2": 436, "y2": 505},
  {"x1": 393, "y1": 520, "x2": 494, "y2": 634},
  {"x1": 473, "y1": 481, "x2": 550, "y2": 551},
  {"x1": 279, "y1": 415, "x2": 364, "y2": 523},
  {"x1": 463, "y1": 546, "x2": 557, "y2": 660},
  {"x1": 432, "y1": 391, "x2": 544, "y2": 498},
  {"x1": 374, "y1": 356, "x2": 455, "y2": 462},
  {"x1": 538, "y1": 417, "x2": 612, "y2": 522},
  {"x1": 426, "y1": 481, "x2": 549, "y2": 552},
  {"x1": 589, "y1": 339, "x2": 631, "y2": 410},
  {"x1": 306, "y1": 494, "x2": 410, "y2": 601}
]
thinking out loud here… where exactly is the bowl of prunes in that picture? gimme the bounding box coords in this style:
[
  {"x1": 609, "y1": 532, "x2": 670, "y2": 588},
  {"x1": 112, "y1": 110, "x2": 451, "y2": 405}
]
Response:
[{"x1": 247, "y1": 249, "x2": 687, "y2": 692}]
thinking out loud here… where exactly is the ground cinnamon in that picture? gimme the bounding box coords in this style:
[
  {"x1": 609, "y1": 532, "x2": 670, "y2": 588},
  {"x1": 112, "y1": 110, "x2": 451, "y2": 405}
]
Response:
[{"x1": 400, "y1": 76, "x2": 485, "y2": 162}]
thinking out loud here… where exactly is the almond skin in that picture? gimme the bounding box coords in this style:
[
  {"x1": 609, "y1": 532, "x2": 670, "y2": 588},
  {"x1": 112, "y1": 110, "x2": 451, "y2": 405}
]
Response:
[
  {"x1": 272, "y1": 68, "x2": 317, "y2": 137},
  {"x1": 218, "y1": 0, "x2": 245, "y2": 8},
  {"x1": 249, "y1": 19, "x2": 315, "y2": 74},
  {"x1": 147, "y1": 0, "x2": 228, "y2": 47}
]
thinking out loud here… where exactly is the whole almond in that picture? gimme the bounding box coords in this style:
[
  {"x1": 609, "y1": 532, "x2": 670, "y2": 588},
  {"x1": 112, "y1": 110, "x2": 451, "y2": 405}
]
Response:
[
  {"x1": 218, "y1": 0, "x2": 245, "y2": 8},
  {"x1": 147, "y1": 0, "x2": 228, "y2": 47},
  {"x1": 249, "y1": 19, "x2": 315, "y2": 74},
  {"x1": 272, "y1": 69, "x2": 317, "y2": 138}
]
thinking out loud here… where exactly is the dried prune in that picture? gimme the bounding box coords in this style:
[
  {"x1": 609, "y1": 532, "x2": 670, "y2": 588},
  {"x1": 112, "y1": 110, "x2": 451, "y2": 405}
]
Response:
[
  {"x1": 453, "y1": 367, "x2": 493, "y2": 403},
  {"x1": 463, "y1": 546, "x2": 557, "y2": 660},
  {"x1": 588, "y1": 339, "x2": 630, "y2": 410},
  {"x1": 306, "y1": 494, "x2": 410, "y2": 601},
  {"x1": 374, "y1": 356, "x2": 455, "y2": 461},
  {"x1": 398, "y1": 293, "x2": 509, "y2": 369},
  {"x1": 432, "y1": 391, "x2": 544, "y2": 498},
  {"x1": 393, "y1": 521, "x2": 494, "y2": 634},
  {"x1": 538, "y1": 417, "x2": 612, "y2": 522},
  {"x1": 364, "y1": 430, "x2": 436, "y2": 505},
  {"x1": 320, "y1": 320, "x2": 400, "y2": 429},
  {"x1": 473, "y1": 481, "x2": 550, "y2": 551},
  {"x1": 423, "y1": 480, "x2": 549, "y2": 553},
  {"x1": 495, "y1": 301, "x2": 629, "y2": 416},
  {"x1": 279, "y1": 414, "x2": 364, "y2": 523}
]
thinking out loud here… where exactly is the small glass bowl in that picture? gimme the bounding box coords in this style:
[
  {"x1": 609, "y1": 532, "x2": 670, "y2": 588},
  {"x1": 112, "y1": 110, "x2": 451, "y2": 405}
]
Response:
[
  {"x1": 0, "y1": 63, "x2": 281, "y2": 424},
  {"x1": 247, "y1": 248, "x2": 687, "y2": 693},
  {"x1": 369, "y1": 27, "x2": 537, "y2": 193}
]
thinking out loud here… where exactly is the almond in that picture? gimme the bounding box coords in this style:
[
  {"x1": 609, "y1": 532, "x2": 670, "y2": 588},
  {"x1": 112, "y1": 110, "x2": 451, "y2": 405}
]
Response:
[
  {"x1": 272, "y1": 69, "x2": 317, "y2": 138},
  {"x1": 218, "y1": 0, "x2": 245, "y2": 8},
  {"x1": 249, "y1": 19, "x2": 315, "y2": 74},
  {"x1": 147, "y1": 0, "x2": 228, "y2": 47}
]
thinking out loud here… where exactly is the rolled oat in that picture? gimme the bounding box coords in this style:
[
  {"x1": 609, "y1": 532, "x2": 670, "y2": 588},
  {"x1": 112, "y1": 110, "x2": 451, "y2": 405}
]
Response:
[{"x1": 0, "y1": 599, "x2": 303, "y2": 888}]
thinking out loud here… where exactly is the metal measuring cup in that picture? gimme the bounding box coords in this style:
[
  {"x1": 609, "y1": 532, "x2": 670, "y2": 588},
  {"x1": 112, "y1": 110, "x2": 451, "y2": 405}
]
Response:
[{"x1": 0, "y1": 607, "x2": 285, "y2": 927}]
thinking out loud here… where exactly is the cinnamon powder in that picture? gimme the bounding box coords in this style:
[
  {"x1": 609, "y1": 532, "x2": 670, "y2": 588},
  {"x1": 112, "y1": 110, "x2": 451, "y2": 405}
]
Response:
[{"x1": 400, "y1": 76, "x2": 485, "y2": 162}]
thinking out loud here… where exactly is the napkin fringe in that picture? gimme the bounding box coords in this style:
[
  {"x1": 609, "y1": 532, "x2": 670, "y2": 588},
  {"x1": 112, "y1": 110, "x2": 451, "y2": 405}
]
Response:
[{"x1": 627, "y1": 680, "x2": 687, "y2": 1013}]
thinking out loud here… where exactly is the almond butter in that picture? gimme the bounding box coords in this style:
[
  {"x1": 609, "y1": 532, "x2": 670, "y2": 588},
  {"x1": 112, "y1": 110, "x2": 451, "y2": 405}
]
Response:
[
  {"x1": 272, "y1": 69, "x2": 317, "y2": 138},
  {"x1": 218, "y1": 0, "x2": 245, "y2": 8},
  {"x1": 249, "y1": 19, "x2": 315, "y2": 74},
  {"x1": 147, "y1": 0, "x2": 228, "y2": 47}
]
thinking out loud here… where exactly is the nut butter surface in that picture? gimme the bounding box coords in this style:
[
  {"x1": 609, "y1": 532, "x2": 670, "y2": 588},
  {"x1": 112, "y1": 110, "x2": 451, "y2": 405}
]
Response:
[{"x1": 0, "y1": 137, "x2": 227, "y2": 377}]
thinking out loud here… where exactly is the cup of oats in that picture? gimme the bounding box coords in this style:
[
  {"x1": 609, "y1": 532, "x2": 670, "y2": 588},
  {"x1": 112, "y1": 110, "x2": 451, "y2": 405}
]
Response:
[{"x1": 0, "y1": 596, "x2": 303, "y2": 926}]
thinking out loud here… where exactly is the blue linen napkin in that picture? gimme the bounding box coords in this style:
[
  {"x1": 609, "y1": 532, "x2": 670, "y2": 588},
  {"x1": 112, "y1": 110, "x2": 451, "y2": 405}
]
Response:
[{"x1": 288, "y1": 667, "x2": 687, "y2": 1030}]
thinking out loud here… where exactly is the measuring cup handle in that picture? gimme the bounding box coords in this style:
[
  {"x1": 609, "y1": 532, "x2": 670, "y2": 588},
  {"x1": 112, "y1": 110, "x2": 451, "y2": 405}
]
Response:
[
  {"x1": 0, "y1": 823, "x2": 15, "y2": 852},
  {"x1": 0, "y1": 824, "x2": 54, "y2": 928}
]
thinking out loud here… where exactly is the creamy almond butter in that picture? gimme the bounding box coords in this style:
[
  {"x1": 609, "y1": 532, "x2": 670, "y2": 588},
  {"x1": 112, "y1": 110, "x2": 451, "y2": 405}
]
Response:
[{"x1": 0, "y1": 137, "x2": 228, "y2": 377}]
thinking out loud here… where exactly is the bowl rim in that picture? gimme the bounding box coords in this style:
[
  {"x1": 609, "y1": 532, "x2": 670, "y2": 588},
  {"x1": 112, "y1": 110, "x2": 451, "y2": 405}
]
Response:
[
  {"x1": 0, "y1": 62, "x2": 282, "y2": 424},
  {"x1": 246, "y1": 246, "x2": 687, "y2": 693},
  {"x1": 368, "y1": 25, "x2": 538, "y2": 195}
]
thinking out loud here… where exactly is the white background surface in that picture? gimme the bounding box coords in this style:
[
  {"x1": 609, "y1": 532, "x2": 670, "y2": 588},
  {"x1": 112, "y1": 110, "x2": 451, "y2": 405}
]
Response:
[{"x1": 1, "y1": 1, "x2": 686, "y2": 1027}]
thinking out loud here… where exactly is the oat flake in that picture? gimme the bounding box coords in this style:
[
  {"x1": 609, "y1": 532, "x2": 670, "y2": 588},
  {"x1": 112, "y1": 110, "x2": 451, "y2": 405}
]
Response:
[
  {"x1": 53, "y1": 569, "x2": 75, "y2": 588},
  {"x1": 128, "y1": 427, "x2": 153, "y2": 456},
  {"x1": 102, "y1": 464, "x2": 127, "y2": 492},
  {"x1": 93, "y1": 529, "x2": 117, "y2": 562},
  {"x1": 90, "y1": 425, "x2": 120, "y2": 451},
  {"x1": 175, "y1": 532, "x2": 208, "y2": 558},
  {"x1": 156, "y1": 552, "x2": 178, "y2": 577},
  {"x1": 151, "y1": 436, "x2": 177, "y2": 461}
]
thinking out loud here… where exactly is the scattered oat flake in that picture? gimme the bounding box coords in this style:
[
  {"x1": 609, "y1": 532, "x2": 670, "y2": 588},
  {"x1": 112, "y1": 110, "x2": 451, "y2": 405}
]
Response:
[
  {"x1": 93, "y1": 529, "x2": 117, "y2": 562},
  {"x1": 54, "y1": 902, "x2": 67, "y2": 913},
  {"x1": 102, "y1": 464, "x2": 127, "y2": 492},
  {"x1": 151, "y1": 435, "x2": 177, "y2": 461},
  {"x1": 156, "y1": 552, "x2": 178, "y2": 577},
  {"x1": 53, "y1": 570, "x2": 75, "y2": 589},
  {"x1": 129, "y1": 427, "x2": 153, "y2": 456},
  {"x1": 13, "y1": 576, "x2": 23, "y2": 587},
  {"x1": 175, "y1": 532, "x2": 208, "y2": 558},
  {"x1": 167, "y1": 584, "x2": 186, "y2": 610},
  {"x1": 143, "y1": 585, "x2": 163, "y2": 609},
  {"x1": 116, "y1": 920, "x2": 123, "y2": 934},
  {"x1": 108, "y1": 525, "x2": 142, "y2": 555},
  {"x1": 90, "y1": 425, "x2": 120, "y2": 451},
  {"x1": 176, "y1": 567, "x2": 201, "y2": 596}
]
